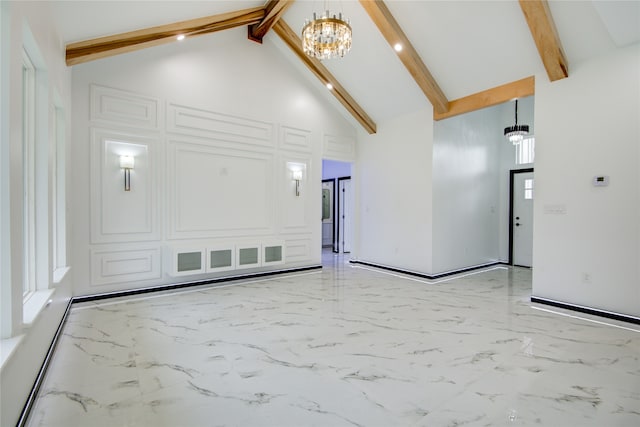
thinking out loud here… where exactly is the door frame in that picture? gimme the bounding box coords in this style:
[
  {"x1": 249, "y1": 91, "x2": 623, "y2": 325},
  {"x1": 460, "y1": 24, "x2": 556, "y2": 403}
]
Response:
[
  {"x1": 508, "y1": 168, "x2": 534, "y2": 265},
  {"x1": 321, "y1": 178, "x2": 336, "y2": 250},
  {"x1": 337, "y1": 176, "x2": 351, "y2": 254}
]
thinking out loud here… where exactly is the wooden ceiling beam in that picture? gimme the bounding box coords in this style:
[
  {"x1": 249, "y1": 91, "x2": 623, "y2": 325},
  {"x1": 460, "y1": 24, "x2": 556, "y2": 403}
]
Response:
[
  {"x1": 273, "y1": 20, "x2": 377, "y2": 134},
  {"x1": 248, "y1": 0, "x2": 294, "y2": 43},
  {"x1": 359, "y1": 0, "x2": 449, "y2": 115},
  {"x1": 519, "y1": 0, "x2": 569, "y2": 81},
  {"x1": 66, "y1": 7, "x2": 266, "y2": 66},
  {"x1": 433, "y1": 76, "x2": 535, "y2": 121}
]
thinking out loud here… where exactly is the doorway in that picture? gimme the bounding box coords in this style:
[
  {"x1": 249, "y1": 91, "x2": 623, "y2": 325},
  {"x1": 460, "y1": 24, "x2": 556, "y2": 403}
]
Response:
[
  {"x1": 509, "y1": 168, "x2": 534, "y2": 267},
  {"x1": 321, "y1": 159, "x2": 352, "y2": 254},
  {"x1": 321, "y1": 179, "x2": 335, "y2": 249},
  {"x1": 337, "y1": 177, "x2": 352, "y2": 253}
]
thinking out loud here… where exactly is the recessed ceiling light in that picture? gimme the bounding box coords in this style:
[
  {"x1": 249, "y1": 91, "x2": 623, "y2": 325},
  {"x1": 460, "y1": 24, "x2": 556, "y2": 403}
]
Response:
[
  {"x1": 326, "y1": 83, "x2": 333, "y2": 90},
  {"x1": 177, "y1": 34, "x2": 185, "y2": 41},
  {"x1": 394, "y1": 43, "x2": 403, "y2": 52}
]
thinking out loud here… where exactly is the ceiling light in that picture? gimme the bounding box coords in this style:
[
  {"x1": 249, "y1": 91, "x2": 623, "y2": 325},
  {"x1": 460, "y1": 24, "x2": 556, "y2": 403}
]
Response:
[
  {"x1": 326, "y1": 83, "x2": 333, "y2": 90},
  {"x1": 394, "y1": 43, "x2": 403, "y2": 52},
  {"x1": 302, "y1": 5, "x2": 352, "y2": 60},
  {"x1": 504, "y1": 99, "x2": 529, "y2": 145},
  {"x1": 176, "y1": 34, "x2": 185, "y2": 41}
]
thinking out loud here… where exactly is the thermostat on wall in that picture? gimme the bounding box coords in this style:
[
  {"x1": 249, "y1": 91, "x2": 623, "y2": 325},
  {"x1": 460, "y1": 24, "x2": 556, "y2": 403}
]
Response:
[{"x1": 593, "y1": 175, "x2": 609, "y2": 187}]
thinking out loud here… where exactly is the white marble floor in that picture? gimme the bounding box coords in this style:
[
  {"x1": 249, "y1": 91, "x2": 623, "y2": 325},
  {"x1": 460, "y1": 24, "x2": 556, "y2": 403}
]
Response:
[{"x1": 27, "y1": 253, "x2": 640, "y2": 426}]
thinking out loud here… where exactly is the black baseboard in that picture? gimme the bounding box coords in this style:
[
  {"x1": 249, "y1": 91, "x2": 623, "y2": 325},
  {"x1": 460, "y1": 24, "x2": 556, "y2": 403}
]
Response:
[
  {"x1": 349, "y1": 260, "x2": 506, "y2": 280},
  {"x1": 73, "y1": 265, "x2": 322, "y2": 304},
  {"x1": 17, "y1": 299, "x2": 73, "y2": 427},
  {"x1": 531, "y1": 296, "x2": 640, "y2": 326}
]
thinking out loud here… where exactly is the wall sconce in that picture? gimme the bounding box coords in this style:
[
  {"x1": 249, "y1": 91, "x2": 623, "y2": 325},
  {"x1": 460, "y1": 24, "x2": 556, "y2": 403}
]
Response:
[
  {"x1": 119, "y1": 155, "x2": 134, "y2": 191},
  {"x1": 292, "y1": 170, "x2": 303, "y2": 196}
]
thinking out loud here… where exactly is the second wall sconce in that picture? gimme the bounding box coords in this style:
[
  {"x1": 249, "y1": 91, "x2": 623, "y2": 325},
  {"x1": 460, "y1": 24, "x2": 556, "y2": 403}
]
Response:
[
  {"x1": 119, "y1": 155, "x2": 134, "y2": 191},
  {"x1": 292, "y1": 169, "x2": 303, "y2": 197}
]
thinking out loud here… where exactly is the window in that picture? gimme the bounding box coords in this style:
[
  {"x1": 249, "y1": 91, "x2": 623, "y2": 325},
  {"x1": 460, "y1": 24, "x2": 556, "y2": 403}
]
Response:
[
  {"x1": 21, "y1": 33, "x2": 55, "y2": 326},
  {"x1": 52, "y1": 104, "x2": 67, "y2": 275},
  {"x1": 516, "y1": 136, "x2": 535, "y2": 165},
  {"x1": 1, "y1": 3, "x2": 12, "y2": 340},
  {"x1": 524, "y1": 178, "x2": 534, "y2": 200},
  {"x1": 22, "y1": 50, "x2": 36, "y2": 300}
]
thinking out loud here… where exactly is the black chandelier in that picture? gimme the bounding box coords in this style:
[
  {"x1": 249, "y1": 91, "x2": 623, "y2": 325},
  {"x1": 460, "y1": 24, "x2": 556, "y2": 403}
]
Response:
[{"x1": 504, "y1": 99, "x2": 530, "y2": 144}]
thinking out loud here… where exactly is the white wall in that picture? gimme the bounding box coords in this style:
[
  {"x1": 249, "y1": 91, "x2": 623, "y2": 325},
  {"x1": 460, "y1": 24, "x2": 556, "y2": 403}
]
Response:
[
  {"x1": 356, "y1": 96, "x2": 535, "y2": 276},
  {"x1": 533, "y1": 43, "x2": 640, "y2": 317},
  {"x1": 70, "y1": 28, "x2": 356, "y2": 296},
  {"x1": 432, "y1": 105, "x2": 502, "y2": 273},
  {"x1": 0, "y1": 2, "x2": 73, "y2": 425},
  {"x1": 356, "y1": 108, "x2": 434, "y2": 273}
]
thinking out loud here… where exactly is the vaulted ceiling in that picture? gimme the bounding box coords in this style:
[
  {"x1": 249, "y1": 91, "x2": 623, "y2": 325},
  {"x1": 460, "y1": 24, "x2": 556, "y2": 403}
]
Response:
[{"x1": 51, "y1": 1, "x2": 639, "y2": 133}]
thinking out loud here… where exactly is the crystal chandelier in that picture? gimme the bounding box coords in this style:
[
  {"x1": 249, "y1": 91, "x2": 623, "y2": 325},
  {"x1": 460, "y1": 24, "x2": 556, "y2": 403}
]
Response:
[
  {"x1": 302, "y1": 5, "x2": 352, "y2": 60},
  {"x1": 504, "y1": 99, "x2": 530, "y2": 145}
]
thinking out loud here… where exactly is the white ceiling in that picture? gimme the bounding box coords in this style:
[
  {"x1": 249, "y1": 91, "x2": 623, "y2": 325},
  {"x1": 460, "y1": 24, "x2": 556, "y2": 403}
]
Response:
[{"x1": 50, "y1": 0, "x2": 639, "y2": 125}]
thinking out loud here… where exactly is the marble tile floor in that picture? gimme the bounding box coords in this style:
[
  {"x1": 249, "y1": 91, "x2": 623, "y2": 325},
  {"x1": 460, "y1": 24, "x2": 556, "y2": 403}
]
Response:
[{"x1": 26, "y1": 255, "x2": 640, "y2": 426}]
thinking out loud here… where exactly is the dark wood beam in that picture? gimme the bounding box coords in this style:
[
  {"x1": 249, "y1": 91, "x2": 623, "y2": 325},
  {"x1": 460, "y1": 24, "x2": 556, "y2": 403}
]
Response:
[
  {"x1": 433, "y1": 76, "x2": 535, "y2": 121},
  {"x1": 273, "y1": 20, "x2": 377, "y2": 134},
  {"x1": 359, "y1": 0, "x2": 449, "y2": 114},
  {"x1": 519, "y1": 0, "x2": 569, "y2": 81},
  {"x1": 248, "y1": 0, "x2": 294, "y2": 43},
  {"x1": 66, "y1": 7, "x2": 266, "y2": 66}
]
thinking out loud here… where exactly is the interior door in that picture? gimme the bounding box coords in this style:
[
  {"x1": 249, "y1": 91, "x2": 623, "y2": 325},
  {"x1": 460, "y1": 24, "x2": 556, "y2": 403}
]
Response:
[
  {"x1": 513, "y1": 171, "x2": 534, "y2": 267},
  {"x1": 321, "y1": 181, "x2": 333, "y2": 248},
  {"x1": 338, "y1": 178, "x2": 352, "y2": 253}
]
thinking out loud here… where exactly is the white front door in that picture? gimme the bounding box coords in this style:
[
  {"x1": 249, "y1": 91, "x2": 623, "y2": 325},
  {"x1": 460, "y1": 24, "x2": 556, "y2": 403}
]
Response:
[{"x1": 513, "y1": 172, "x2": 534, "y2": 267}]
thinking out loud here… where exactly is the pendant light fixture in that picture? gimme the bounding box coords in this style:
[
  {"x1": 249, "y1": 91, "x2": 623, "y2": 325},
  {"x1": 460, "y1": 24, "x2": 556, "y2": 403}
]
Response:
[
  {"x1": 504, "y1": 99, "x2": 529, "y2": 145},
  {"x1": 302, "y1": 2, "x2": 352, "y2": 60}
]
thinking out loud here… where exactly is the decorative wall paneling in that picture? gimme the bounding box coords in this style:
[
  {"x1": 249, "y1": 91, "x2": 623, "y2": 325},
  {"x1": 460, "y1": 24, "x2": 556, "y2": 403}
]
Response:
[
  {"x1": 279, "y1": 125, "x2": 312, "y2": 153},
  {"x1": 281, "y1": 156, "x2": 313, "y2": 234},
  {"x1": 323, "y1": 133, "x2": 356, "y2": 162},
  {"x1": 167, "y1": 103, "x2": 274, "y2": 150},
  {"x1": 236, "y1": 242, "x2": 262, "y2": 269},
  {"x1": 262, "y1": 240, "x2": 285, "y2": 266},
  {"x1": 90, "y1": 246, "x2": 162, "y2": 286},
  {"x1": 169, "y1": 246, "x2": 206, "y2": 276},
  {"x1": 90, "y1": 128, "x2": 160, "y2": 244},
  {"x1": 87, "y1": 83, "x2": 331, "y2": 288},
  {"x1": 166, "y1": 138, "x2": 276, "y2": 240},
  {"x1": 168, "y1": 241, "x2": 284, "y2": 277},
  {"x1": 283, "y1": 237, "x2": 313, "y2": 264},
  {"x1": 206, "y1": 245, "x2": 236, "y2": 273},
  {"x1": 90, "y1": 84, "x2": 161, "y2": 130}
]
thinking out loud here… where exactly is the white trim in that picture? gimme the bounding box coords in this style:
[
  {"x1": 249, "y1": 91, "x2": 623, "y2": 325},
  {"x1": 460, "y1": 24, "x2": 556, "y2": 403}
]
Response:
[
  {"x1": 351, "y1": 264, "x2": 509, "y2": 285},
  {"x1": 531, "y1": 306, "x2": 640, "y2": 333},
  {"x1": 531, "y1": 296, "x2": 640, "y2": 322},
  {"x1": 22, "y1": 288, "x2": 55, "y2": 326},
  {"x1": 22, "y1": 49, "x2": 36, "y2": 298},
  {"x1": 52, "y1": 103, "x2": 67, "y2": 271},
  {"x1": 52, "y1": 266, "x2": 70, "y2": 284},
  {"x1": 0, "y1": 335, "x2": 24, "y2": 371},
  {"x1": 74, "y1": 271, "x2": 323, "y2": 310}
]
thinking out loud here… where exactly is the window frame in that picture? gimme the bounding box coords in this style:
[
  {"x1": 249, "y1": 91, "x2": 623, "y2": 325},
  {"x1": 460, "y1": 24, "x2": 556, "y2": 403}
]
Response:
[
  {"x1": 515, "y1": 136, "x2": 535, "y2": 165},
  {"x1": 22, "y1": 49, "x2": 36, "y2": 301}
]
